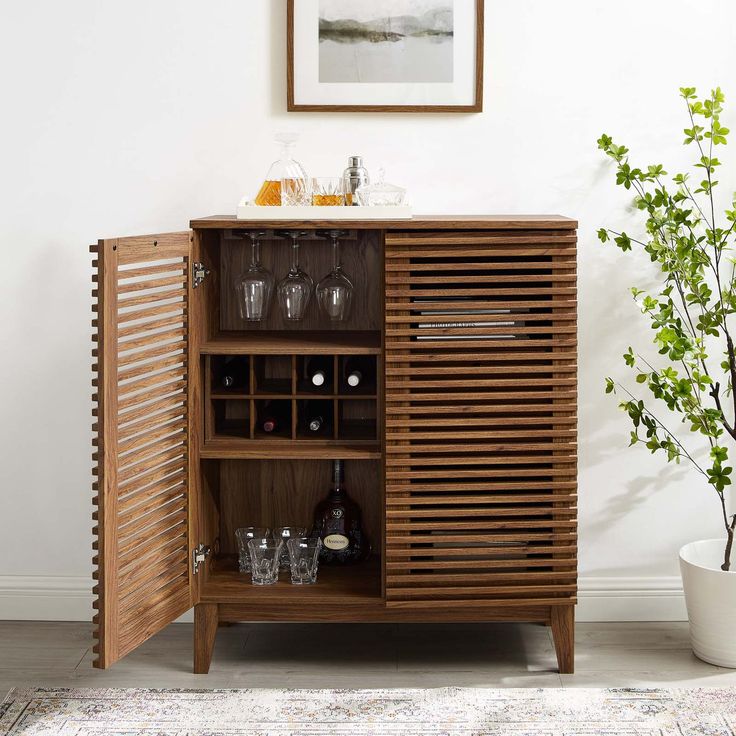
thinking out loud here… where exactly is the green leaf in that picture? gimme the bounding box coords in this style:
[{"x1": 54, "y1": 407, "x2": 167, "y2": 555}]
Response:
[
  {"x1": 615, "y1": 233, "x2": 632, "y2": 251},
  {"x1": 708, "y1": 464, "x2": 733, "y2": 492},
  {"x1": 597, "y1": 134, "x2": 613, "y2": 151},
  {"x1": 711, "y1": 446, "x2": 729, "y2": 462}
]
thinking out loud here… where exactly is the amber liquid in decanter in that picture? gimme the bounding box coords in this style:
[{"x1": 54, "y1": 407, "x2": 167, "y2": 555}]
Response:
[
  {"x1": 254, "y1": 180, "x2": 282, "y2": 207},
  {"x1": 254, "y1": 133, "x2": 308, "y2": 206}
]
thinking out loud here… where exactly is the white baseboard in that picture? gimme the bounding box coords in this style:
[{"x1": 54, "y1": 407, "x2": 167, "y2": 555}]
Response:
[
  {"x1": 0, "y1": 575, "x2": 687, "y2": 623},
  {"x1": 577, "y1": 576, "x2": 687, "y2": 622},
  {"x1": 0, "y1": 576, "x2": 93, "y2": 622}
]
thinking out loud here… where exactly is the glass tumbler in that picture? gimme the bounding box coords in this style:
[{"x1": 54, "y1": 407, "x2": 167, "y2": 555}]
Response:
[
  {"x1": 312, "y1": 178, "x2": 346, "y2": 206},
  {"x1": 273, "y1": 526, "x2": 308, "y2": 569},
  {"x1": 281, "y1": 177, "x2": 312, "y2": 206},
  {"x1": 248, "y1": 538, "x2": 283, "y2": 585},
  {"x1": 235, "y1": 527, "x2": 271, "y2": 573},
  {"x1": 287, "y1": 537, "x2": 322, "y2": 585}
]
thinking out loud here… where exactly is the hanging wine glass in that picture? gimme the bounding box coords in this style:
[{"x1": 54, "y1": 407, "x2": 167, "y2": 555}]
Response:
[
  {"x1": 276, "y1": 230, "x2": 312, "y2": 322},
  {"x1": 236, "y1": 231, "x2": 274, "y2": 322},
  {"x1": 316, "y1": 230, "x2": 353, "y2": 322}
]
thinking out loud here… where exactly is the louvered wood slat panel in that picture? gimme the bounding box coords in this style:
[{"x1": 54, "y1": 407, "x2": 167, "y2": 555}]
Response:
[
  {"x1": 383, "y1": 229, "x2": 577, "y2": 607},
  {"x1": 92, "y1": 232, "x2": 193, "y2": 668}
]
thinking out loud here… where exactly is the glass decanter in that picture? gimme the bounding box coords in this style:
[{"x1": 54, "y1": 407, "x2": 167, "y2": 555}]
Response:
[
  {"x1": 316, "y1": 230, "x2": 353, "y2": 322},
  {"x1": 276, "y1": 230, "x2": 312, "y2": 322},
  {"x1": 254, "y1": 132, "x2": 309, "y2": 207},
  {"x1": 236, "y1": 232, "x2": 274, "y2": 321}
]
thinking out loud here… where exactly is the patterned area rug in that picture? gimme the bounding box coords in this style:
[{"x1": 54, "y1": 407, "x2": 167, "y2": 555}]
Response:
[{"x1": 3, "y1": 687, "x2": 736, "y2": 735}]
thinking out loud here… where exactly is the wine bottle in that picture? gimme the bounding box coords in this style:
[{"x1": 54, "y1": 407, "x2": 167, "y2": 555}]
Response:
[
  {"x1": 304, "y1": 400, "x2": 332, "y2": 433},
  {"x1": 306, "y1": 356, "x2": 333, "y2": 388},
  {"x1": 259, "y1": 401, "x2": 289, "y2": 434},
  {"x1": 219, "y1": 356, "x2": 249, "y2": 389},
  {"x1": 343, "y1": 357, "x2": 373, "y2": 389},
  {"x1": 312, "y1": 460, "x2": 369, "y2": 564}
]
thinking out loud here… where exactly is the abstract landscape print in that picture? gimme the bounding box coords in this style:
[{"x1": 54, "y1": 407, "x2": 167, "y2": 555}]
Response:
[{"x1": 318, "y1": 0, "x2": 454, "y2": 83}]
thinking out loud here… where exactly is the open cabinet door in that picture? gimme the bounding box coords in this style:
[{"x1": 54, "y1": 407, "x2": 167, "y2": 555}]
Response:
[{"x1": 91, "y1": 231, "x2": 197, "y2": 668}]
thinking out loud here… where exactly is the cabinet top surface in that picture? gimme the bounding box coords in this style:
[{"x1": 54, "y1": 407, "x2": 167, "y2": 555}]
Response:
[{"x1": 189, "y1": 214, "x2": 578, "y2": 230}]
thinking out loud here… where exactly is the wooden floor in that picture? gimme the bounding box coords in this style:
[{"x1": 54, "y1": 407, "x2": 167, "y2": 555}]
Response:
[{"x1": 2, "y1": 620, "x2": 736, "y2": 695}]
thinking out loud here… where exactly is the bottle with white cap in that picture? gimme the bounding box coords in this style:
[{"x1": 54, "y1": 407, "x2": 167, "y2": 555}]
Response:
[
  {"x1": 343, "y1": 357, "x2": 373, "y2": 390},
  {"x1": 342, "y1": 156, "x2": 370, "y2": 206},
  {"x1": 306, "y1": 356, "x2": 333, "y2": 389}
]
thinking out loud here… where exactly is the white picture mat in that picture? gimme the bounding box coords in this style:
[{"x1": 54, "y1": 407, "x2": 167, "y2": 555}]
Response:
[{"x1": 293, "y1": 0, "x2": 477, "y2": 106}]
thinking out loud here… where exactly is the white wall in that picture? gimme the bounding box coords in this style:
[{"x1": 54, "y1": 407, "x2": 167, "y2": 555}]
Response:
[{"x1": 1, "y1": 0, "x2": 735, "y2": 621}]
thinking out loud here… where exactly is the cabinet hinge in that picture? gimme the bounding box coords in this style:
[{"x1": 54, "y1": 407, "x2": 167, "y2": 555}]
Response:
[
  {"x1": 192, "y1": 543, "x2": 211, "y2": 574},
  {"x1": 192, "y1": 262, "x2": 210, "y2": 289}
]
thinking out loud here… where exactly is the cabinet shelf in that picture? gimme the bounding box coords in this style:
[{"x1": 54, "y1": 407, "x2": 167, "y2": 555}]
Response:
[
  {"x1": 201, "y1": 331, "x2": 381, "y2": 356},
  {"x1": 211, "y1": 393, "x2": 377, "y2": 401},
  {"x1": 201, "y1": 557, "x2": 382, "y2": 606},
  {"x1": 201, "y1": 438, "x2": 381, "y2": 460}
]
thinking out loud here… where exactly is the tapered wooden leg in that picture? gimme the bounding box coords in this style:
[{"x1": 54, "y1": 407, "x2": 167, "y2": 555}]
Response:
[
  {"x1": 550, "y1": 605, "x2": 575, "y2": 674},
  {"x1": 194, "y1": 603, "x2": 218, "y2": 674}
]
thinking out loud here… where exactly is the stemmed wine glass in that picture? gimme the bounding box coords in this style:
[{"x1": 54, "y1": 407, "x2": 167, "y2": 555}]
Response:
[
  {"x1": 236, "y1": 231, "x2": 274, "y2": 322},
  {"x1": 316, "y1": 230, "x2": 353, "y2": 322},
  {"x1": 275, "y1": 230, "x2": 312, "y2": 321}
]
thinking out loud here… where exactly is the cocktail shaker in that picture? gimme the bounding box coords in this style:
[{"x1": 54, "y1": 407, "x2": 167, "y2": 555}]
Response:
[{"x1": 342, "y1": 156, "x2": 370, "y2": 206}]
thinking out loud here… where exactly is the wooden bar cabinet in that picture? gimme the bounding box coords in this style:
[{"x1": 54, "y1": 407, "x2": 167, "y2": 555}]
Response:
[{"x1": 91, "y1": 215, "x2": 578, "y2": 674}]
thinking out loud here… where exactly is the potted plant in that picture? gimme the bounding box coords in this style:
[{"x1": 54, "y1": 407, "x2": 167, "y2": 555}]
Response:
[{"x1": 599, "y1": 86, "x2": 736, "y2": 666}]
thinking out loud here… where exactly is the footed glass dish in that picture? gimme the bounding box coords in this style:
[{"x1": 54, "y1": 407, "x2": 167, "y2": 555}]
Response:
[{"x1": 356, "y1": 169, "x2": 406, "y2": 207}]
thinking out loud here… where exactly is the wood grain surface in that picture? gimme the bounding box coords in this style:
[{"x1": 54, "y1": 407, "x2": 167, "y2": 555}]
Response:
[
  {"x1": 92, "y1": 232, "x2": 193, "y2": 669},
  {"x1": 383, "y1": 229, "x2": 578, "y2": 617}
]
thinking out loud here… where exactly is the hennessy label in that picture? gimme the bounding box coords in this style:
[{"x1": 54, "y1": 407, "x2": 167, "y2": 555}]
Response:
[{"x1": 323, "y1": 533, "x2": 349, "y2": 550}]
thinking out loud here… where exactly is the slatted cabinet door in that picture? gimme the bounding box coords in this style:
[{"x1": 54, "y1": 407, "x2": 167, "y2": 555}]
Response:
[
  {"x1": 92, "y1": 232, "x2": 195, "y2": 668},
  {"x1": 384, "y1": 228, "x2": 578, "y2": 609}
]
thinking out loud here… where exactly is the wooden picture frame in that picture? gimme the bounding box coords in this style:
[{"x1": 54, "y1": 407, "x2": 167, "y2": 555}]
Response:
[{"x1": 287, "y1": 0, "x2": 484, "y2": 113}]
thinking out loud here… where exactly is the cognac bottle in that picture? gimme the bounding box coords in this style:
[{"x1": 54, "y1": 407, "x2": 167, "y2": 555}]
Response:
[{"x1": 312, "y1": 460, "x2": 369, "y2": 564}]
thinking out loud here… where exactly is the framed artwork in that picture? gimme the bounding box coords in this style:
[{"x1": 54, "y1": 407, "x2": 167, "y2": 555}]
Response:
[{"x1": 287, "y1": 0, "x2": 484, "y2": 113}]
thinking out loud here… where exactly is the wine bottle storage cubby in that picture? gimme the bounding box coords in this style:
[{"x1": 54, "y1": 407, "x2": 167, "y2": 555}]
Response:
[
  {"x1": 338, "y1": 400, "x2": 377, "y2": 441},
  {"x1": 205, "y1": 352, "x2": 379, "y2": 445},
  {"x1": 212, "y1": 399, "x2": 250, "y2": 439}
]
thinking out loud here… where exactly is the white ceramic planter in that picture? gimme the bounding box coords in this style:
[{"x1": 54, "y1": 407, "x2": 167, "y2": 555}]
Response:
[{"x1": 680, "y1": 538, "x2": 736, "y2": 667}]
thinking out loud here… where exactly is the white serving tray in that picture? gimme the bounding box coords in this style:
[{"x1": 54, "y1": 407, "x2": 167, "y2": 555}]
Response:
[{"x1": 236, "y1": 198, "x2": 413, "y2": 220}]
